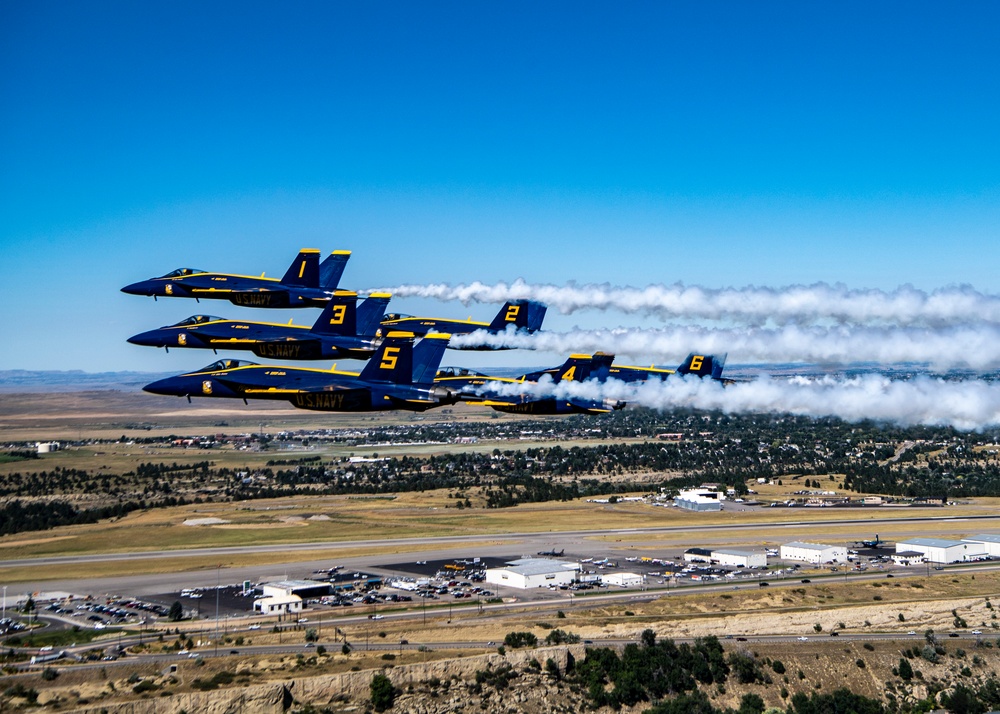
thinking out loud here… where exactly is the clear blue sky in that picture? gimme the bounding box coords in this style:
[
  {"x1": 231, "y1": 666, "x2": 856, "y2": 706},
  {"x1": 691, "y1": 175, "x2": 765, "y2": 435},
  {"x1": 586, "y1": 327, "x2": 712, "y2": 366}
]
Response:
[{"x1": 2, "y1": 2, "x2": 999, "y2": 373}]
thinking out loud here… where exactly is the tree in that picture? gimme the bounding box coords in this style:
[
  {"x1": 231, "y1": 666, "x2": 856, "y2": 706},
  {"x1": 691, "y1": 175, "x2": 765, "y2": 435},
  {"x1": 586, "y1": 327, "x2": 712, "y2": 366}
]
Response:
[
  {"x1": 898, "y1": 657, "x2": 913, "y2": 681},
  {"x1": 739, "y1": 693, "x2": 766, "y2": 714},
  {"x1": 370, "y1": 672, "x2": 395, "y2": 712},
  {"x1": 304, "y1": 628, "x2": 318, "y2": 643},
  {"x1": 168, "y1": 601, "x2": 184, "y2": 622}
]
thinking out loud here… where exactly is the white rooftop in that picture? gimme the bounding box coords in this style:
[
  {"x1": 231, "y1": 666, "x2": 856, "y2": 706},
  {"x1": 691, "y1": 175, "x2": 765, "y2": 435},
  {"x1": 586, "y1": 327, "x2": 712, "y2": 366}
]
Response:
[{"x1": 783, "y1": 541, "x2": 838, "y2": 551}]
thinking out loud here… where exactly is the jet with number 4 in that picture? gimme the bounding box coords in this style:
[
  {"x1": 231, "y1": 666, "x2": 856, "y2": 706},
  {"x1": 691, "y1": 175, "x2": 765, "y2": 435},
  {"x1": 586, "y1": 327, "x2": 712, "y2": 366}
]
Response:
[
  {"x1": 142, "y1": 332, "x2": 458, "y2": 412},
  {"x1": 121, "y1": 249, "x2": 351, "y2": 308},
  {"x1": 380, "y1": 300, "x2": 546, "y2": 348},
  {"x1": 127, "y1": 291, "x2": 391, "y2": 361},
  {"x1": 435, "y1": 352, "x2": 728, "y2": 415}
]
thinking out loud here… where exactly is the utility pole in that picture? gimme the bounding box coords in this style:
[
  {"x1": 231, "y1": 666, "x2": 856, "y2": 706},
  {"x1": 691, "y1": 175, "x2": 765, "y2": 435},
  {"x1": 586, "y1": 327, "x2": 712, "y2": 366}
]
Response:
[{"x1": 215, "y1": 565, "x2": 221, "y2": 657}]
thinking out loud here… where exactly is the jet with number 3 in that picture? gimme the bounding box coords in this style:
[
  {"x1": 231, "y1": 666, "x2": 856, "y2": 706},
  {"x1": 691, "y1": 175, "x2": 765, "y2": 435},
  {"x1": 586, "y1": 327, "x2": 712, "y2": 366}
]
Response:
[
  {"x1": 122, "y1": 249, "x2": 351, "y2": 308},
  {"x1": 128, "y1": 291, "x2": 390, "y2": 361}
]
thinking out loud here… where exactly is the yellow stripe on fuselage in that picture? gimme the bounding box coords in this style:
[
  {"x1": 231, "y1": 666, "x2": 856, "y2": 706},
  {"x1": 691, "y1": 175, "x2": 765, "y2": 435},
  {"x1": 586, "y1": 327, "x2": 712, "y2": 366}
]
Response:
[{"x1": 382, "y1": 317, "x2": 489, "y2": 328}]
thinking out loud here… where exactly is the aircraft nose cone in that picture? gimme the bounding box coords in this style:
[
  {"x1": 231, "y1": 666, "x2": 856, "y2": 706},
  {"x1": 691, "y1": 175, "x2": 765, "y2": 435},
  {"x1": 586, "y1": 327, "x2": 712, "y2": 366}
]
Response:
[
  {"x1": 121, "y1": 281, "x2": 149, "y2": 295},
  {"x1": 127, "y1": 329, "x2": 167, "y2": 347},
  {"x1": 143, "y1": 377, "x2": 186, "y2": 396}
]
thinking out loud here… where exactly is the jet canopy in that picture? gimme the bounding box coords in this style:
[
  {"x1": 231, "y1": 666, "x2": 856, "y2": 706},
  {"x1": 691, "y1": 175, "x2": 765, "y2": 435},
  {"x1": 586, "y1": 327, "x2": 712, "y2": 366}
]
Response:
[
  {"x1": 195, "y1": 359, "x2": 259, "y2": 373},
  {"x1": 436, "y1": 366, "x2": 488, "y2": 378},
  {"x1": 160, "y1": 268, "x2": 207, "y2": 278},
  {"x1": 173, "y1": 315, "x2": 225, "y2": 326},
  {"x1": 383, "y1": 313, "x2": 413, "y2": 322}
]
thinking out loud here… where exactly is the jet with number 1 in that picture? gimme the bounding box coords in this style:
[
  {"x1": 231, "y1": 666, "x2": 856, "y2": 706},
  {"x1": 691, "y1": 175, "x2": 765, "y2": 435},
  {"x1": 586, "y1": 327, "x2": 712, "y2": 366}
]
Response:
[
  {"x1": 127, "y1": 291, "x2": 391, "y2": 361},
  {"x1": 121, "y1": 249, "x2": 351, "y2": 308}
]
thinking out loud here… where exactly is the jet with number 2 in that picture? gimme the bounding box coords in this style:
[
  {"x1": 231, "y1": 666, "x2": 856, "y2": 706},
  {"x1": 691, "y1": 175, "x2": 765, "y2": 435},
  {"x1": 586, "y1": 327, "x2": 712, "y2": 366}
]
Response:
[
  {"x1": 127, "y1": 291, "x2": 390, "y2": 361},
  {"x1": 143, "y1": 332, "x2": 457, "y2": 412},
  {"x1": 380, "y1": 300, "x2": 546, "y2": 348},
  {"x1": 121, "y1": 249, "x2": 351, "y2": 308}
]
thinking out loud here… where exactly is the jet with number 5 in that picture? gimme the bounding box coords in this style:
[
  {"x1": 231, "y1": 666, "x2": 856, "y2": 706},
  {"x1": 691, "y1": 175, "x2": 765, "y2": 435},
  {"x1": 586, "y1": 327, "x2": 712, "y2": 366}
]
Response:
[
  {"x1": 122, "y1": 249, "x2": 351, "y2": 308},
  {"x1": 128, "y1": 291, "x2": 391, "y2": 361},
  {"x1": 435, "y1": 352, "x2": 728, "y2": 415},
  {"x1": 380, "y1": 300, "x2": 546, "y2": 348},
  {"x1": 142, "y1": 332, "x2": 458, "y2": 412}
]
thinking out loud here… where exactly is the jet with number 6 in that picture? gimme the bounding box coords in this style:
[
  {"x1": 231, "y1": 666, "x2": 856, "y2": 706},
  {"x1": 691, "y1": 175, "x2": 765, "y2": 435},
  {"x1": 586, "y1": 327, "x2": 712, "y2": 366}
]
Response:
[
  {"x1": 380, "y1": 300, "x2": 546, "y2": 348},
  {"x1": 142, "y1": 332, "x2": 459, "y2": 412},
  {"x1": 122, "y1": 249, "x2": 351, "y2": 308},
  {"x1": 128, "y1": 291, "x2": 391, "y2": 361}
]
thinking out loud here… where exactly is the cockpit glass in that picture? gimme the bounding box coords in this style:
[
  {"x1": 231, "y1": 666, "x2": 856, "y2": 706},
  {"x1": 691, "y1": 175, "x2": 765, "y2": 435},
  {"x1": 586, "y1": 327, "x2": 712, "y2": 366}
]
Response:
[
  {"x1": 162, "y1": 268, "x2": 207, "y2": 278},
  {"x1": 175, "y1": 315, "x2": 223, "y2": 326},
  {"x1": 436, "y1": 366, "x2": 486, "y2": 378},
  {"x1": 383, "y1": 313, "x2": 413, "y2": 322},
  {"x1": 199, "y1": 359, "x2": 256, "y2": 372}
]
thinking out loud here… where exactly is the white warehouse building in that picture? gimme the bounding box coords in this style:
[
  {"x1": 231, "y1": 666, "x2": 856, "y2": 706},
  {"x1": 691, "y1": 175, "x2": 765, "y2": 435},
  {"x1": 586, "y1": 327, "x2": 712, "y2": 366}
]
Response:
[
  {"x1": 711, "y1": 548, "x2": 767, "y2": 568},
  {"x1": 602, "y1": 572, "x2": 644, "y2": 588},
  {"x1": 485, "y1": 558, "x2": 579, "y2": 589},
  {"x1": 961, "y1": 534, "x2": 1000, "y2": 557},
  {"x1": 780, "y1": 542, "x2": 848, "y2": 564},
  {"x1": 895, "y1": 538, "x2": 985, "y2": 564},
  {"x1": 253, "y1": 594, "x2": 303, "y2": 615},
  {"x1": 674, "y1": 488, "x2": 724, "y2": 512}
]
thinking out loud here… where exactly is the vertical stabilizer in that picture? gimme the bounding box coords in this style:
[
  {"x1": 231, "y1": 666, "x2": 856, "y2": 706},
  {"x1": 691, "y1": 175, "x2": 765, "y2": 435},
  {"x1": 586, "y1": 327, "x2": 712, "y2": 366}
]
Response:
[
  {"x1": 487, "y1": 300, "x2": 546, "y2": 332},
  {"x1": 281, "y1": 249, "x2": 321, "y2": 287},
  {"x1": 311, "y1": 291, "x2": 358, "y2": 335},
  {"x1": 319, "y1": 250, "x2": 351, "y2": 290},
  {"x1": 357, "y1": 293, "x2": 392, "y2": 337},
  {"x1": 677, "y1": 353, "x2": 727, "y2": 379},
  {"x1": 411, "y1": 334, "x2": 450, "y2": 385},
  {"x1": 360, "y1": 332, "x2": 415, "y2": 384}
]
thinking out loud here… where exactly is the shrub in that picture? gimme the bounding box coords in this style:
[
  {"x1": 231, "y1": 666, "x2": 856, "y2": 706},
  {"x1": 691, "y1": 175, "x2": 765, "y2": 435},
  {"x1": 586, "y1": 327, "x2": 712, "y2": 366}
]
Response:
[{"x1": 370, "y1": 673, "x2": 395, "y2": 712}]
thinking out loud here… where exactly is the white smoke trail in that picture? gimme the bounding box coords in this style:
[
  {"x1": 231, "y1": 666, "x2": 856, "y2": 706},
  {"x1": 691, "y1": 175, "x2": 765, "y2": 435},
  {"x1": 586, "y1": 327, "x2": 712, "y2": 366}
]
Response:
[
  {"x1": 372, "y1": 280, "x2": 1000, "y2": 327},
  {"x1": 472, "y1": 374, "x2": 1000, "y2": 431},
  {"x1": 450, "y1": 325, "x2": 1000, "y2": 370}
]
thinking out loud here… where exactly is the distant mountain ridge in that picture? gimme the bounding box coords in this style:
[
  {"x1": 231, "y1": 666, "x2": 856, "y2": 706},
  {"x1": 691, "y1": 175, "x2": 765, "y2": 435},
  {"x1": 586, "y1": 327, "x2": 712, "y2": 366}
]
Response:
[{"x1": 0, "y1": 370, "x2": 175, "y2": 393}]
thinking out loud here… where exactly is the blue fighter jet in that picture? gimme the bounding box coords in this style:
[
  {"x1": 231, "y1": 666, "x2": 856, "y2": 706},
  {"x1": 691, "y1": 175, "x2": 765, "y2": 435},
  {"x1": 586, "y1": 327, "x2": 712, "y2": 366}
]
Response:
[
  {"x1": 380, "y1": 300, "x2": 546, "y2": 348},
  {"x1": 435, "y1": 352, "x2": 728, "y2": 415},
  {"x1": 128, "y1": 291, "x2": 391, "y2": 361},
  {"x1": 122, "y1": 249, "x2": 351, "y2": 308},
  {"x1": 143, "y1": 332, "x2": 457, "y2": 412}
]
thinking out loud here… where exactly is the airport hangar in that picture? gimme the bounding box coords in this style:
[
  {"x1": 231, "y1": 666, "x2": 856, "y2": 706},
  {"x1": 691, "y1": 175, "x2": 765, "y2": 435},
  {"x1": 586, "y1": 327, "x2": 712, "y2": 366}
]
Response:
[
  {"x1": 683, "y1": 547, "x2": 767, "y2": 568},
  {"x1": 961, "y1": 534, "x2": 1000, "y2": 556},
  {"x1": 779, "y1": 542, "x2": 848, "y2": 564},
  {"x1": 894, "y1": 538, "x2": 986, "y2": 564},
  {"x1": 485, "y1": 558, "x2": 579, "y2": 589}
]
